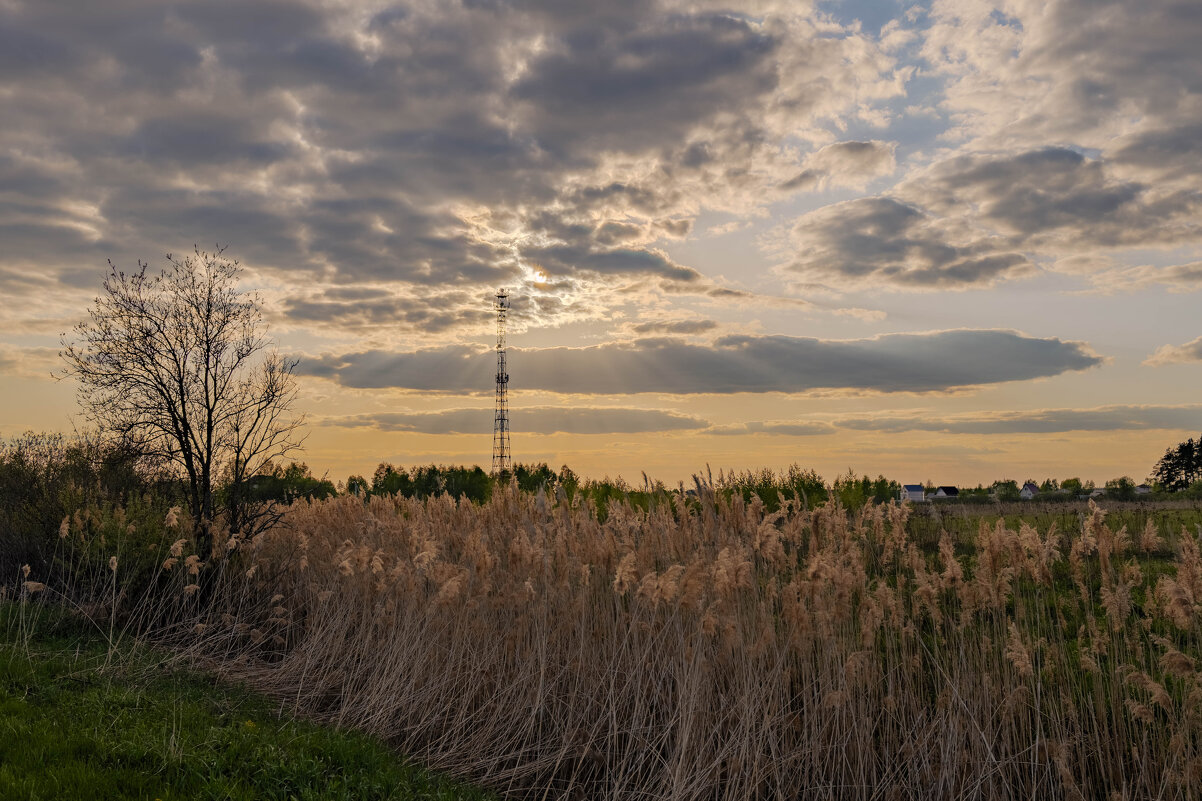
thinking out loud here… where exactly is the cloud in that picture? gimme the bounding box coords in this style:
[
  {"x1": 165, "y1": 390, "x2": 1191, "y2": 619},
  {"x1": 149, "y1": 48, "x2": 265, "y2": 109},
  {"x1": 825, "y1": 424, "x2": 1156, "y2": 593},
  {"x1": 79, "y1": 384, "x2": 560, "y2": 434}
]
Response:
[
  {"x1": 0, "y1": 344, "x2": 59, "y2": 378},
  {"x1": 784, "y1": 140, "x2": 897, "y2": 191},
  {"x1": 524, "y1": 244, "x2": 702, "y2": 283},
  {"x1": 889, "y1": 3, "x2": 1202, "y2": 290},
  {"x1": 630, "y1": 319, "x2": 718, "y2": 335},
  {"x1": 1078, "y1": 261, "x2": 1202, "y2": 294},
  {"x1": 706, "y1": 421, "x2": 834, "y2": 436},
  {"x1": 298, "y1": 329, "x2": 1102, "y2": 394},
  {"x1": 1145, "y1": 336, "x2": 1202, "y2": 366},
  {"x1": 835, "y1": 404, "x2": 1202, "y2": 434},
  {"x1": 0, "y1": 0, "x2": 906, "y2": 336},
  {"x1": 786, "y1": 196, "x2": 1034, "y2": 290},
  {"x1": 508, "y1": 12, "x2": 779, "y2": 156},
  {"x1": 279, "y1": 287, "x2": 494, "y2": 335},
  {"x1": 324, "y1": 407, "x2": 709, "y2": 435},
  {"x1": 919, "y1": 0, "x2": 1202, "y2": 151},
  {"x1": 1112, "y1": 124, "x2": 1202, "y2": 179},
  {"x1": 912, "y1": 147, "x2": 1202, "y2": 249},
  {"x1": 786, "y1": 147, "x2": 1202, "y2": 291}
]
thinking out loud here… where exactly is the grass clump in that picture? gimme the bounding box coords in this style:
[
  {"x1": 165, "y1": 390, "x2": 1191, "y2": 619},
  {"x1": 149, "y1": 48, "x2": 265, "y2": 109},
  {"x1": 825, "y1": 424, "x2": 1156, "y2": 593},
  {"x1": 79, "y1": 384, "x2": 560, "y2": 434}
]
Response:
[{"x1": 0, "y1": 604, "x2": 493, "y2": 801}]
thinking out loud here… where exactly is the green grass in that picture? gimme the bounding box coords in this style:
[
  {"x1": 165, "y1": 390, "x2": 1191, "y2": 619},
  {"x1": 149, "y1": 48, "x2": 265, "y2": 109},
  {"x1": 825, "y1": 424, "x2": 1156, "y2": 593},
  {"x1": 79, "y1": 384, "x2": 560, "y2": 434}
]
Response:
[
  {"x1": 0, "y1": 603, "x2": 495, "y2": 801},
  {"x1": 904, "y1": 500, "x2": 1202, "y2": 553}
]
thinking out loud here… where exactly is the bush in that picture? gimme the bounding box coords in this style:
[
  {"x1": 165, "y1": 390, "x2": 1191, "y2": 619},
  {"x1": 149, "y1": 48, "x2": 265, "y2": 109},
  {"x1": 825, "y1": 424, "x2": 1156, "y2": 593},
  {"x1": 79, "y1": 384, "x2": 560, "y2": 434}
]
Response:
[{"x1": 0, "y1": 432, "x2": 173, "y2": 583}]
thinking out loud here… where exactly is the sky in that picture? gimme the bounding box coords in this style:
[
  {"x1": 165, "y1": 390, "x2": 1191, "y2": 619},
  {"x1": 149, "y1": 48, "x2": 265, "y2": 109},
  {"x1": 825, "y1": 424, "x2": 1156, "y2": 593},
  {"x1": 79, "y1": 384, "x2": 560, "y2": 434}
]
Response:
[{"x1": 1, "y1": 0, "x2": 1201, "y2": 487}]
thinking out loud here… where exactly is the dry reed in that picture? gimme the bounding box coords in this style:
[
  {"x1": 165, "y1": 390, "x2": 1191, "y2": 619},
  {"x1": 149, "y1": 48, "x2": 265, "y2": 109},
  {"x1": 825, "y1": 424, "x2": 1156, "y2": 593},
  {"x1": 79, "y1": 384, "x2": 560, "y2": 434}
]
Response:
[{"x1": 158, "y1": 489, "x2": 1202, "y2": 799}]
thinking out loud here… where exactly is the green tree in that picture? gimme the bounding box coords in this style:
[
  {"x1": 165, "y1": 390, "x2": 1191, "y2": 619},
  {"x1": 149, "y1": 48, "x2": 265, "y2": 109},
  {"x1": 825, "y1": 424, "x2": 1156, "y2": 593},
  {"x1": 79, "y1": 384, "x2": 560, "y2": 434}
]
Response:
[
  {"x1": 443, "y1": 465, "x2": 491, "y2": 502},
  {"x1": 241, "y1": 461, "x2": 335, "y2": 508},
  {"x1": 992, "y1": 480, "x2": 1020, "y2": 502},
  {"x1": 516, "y1": 463, "x2": 557, "y2": 493},
  {"x1": 869, "y1": 475, "x2": 900, "y2": 504},
  {"x1": 783, "y1": 464, "x2": 827, "y2": 508},
  {"x1": 1105, "y1": 476, "x2": 1137, "y2": 501},
  {"x1": 372, "y1": 463, "x2": 412, "y2": 496},
  {"x1": 1151, "y1": 436, "x2": 1202, "y2": 492},
  {"x1": 558, "y1": 465, "x2": 580, "y2": 498},
  {"x1": 832, "y1": 469, "x2": 867, "y2": 510}
]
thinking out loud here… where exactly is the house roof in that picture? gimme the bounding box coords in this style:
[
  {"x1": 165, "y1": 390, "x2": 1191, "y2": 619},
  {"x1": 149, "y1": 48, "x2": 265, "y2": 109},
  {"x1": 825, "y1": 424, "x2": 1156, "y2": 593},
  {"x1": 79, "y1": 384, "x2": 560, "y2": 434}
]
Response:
[
  {"x1": 1022, "y1": 482, "x2": 1039, "y2": 491},
  {"x1": 903, "y1": 484, "x2": 925, "y2": 492},
  {"x1": 937, "y1": 486, "x2": 959, "y2": 495}
]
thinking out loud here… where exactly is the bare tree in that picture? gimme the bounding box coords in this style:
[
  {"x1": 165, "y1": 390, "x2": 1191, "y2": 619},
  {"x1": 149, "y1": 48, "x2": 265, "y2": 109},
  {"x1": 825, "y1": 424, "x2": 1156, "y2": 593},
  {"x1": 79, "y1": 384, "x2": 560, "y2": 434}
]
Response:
[{"x1": 61, "y1": 248, "x2": 304, "y2": 551}]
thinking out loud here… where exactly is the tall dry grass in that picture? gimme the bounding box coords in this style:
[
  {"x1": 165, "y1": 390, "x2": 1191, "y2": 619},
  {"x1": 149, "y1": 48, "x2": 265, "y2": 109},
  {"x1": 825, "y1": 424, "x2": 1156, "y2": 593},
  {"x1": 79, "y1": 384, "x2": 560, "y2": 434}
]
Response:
[{"x1": 166, "y1": 485, "x2": 1202, "y2": 799}]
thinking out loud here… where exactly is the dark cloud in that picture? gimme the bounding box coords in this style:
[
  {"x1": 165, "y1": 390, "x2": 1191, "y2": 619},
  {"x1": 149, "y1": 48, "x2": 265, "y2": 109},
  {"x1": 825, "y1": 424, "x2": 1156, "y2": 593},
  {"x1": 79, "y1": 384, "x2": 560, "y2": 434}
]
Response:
[
  {"x1": 1144, "y1": 336, "x2": 1202, "y2": 366},
  {"x1": 787, "y1": 196, "x2": 1033, "y2": 289},
  {"x1": 914, "y1": 148, "x2": 1202, "y2": 248},
  {"x1": 120, "y1": 115, "x2": 296, "y2": 166},
  {"x1": 910, "y1": 1, "x2": 1202, "y2": 292},
  {"x1": 779, "y1": 170, "x2": 819, "y2": 192},
  {"x1": 1112, "y1": 124, "x2": 1202, "y2": 177},
  {"x1": 787, "y1": 146, "x2": 1202, "y2": 290},
  {"x1": 280, "y1": 288, "x2": 493, "y2": 334},
  {"x1": 835, "y1": 405, "x2": 1202, "y2": 434},
  {"x1": 325, "y1": 406, "x2": 708, "y2": 435},
  {"x1": 298, "y1": 329, "x2": 1102, "y2": 394},
  {"x1": 510, "y1": 13, "x2": 779, "y2": 154},
  {"x1": 1031, "y1": 1, "x2": 1202, "y2": 132},
  {"x1": 0, "y1": 0, "x2": 904, "y2": 326},
  {"x1": 526, "y1": 244, "x2": 702, "y2": 283}
]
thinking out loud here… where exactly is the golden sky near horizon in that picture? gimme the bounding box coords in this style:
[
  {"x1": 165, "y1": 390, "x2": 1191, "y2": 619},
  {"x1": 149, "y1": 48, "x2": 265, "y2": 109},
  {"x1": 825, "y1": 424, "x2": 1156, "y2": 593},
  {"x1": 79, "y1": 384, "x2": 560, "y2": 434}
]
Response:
[{"x1": 1, "y1": 0, "x2": 1200, "y2": 487}]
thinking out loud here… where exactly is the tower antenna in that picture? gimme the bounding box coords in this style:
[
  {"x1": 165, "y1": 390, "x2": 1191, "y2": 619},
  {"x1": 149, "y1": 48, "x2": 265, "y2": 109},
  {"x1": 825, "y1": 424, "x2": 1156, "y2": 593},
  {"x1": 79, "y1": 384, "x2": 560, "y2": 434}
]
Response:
[{"x1": 491, "y1": 288, "x2": 511, "y2": 475}]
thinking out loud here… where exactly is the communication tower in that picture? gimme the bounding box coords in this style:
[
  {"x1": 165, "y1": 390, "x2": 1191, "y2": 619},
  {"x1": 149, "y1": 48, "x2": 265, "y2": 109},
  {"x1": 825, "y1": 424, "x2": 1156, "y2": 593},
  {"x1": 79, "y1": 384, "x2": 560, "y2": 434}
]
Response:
[{"x1": 491, "y1": 289, "x2": 511, "y2": 475}]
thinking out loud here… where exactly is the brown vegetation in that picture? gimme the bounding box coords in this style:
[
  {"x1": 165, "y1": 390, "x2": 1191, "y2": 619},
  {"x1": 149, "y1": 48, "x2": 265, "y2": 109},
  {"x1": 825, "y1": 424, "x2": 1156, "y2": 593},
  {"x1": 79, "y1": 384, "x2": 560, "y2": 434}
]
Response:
[{"x1": 132, "y1": 486, "x2": 1202, "y2": 799}]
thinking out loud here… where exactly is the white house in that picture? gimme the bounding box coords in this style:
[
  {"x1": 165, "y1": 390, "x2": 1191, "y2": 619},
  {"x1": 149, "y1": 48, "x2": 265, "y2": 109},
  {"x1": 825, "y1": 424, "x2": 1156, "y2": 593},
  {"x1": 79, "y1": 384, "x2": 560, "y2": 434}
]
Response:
[
  {"x1": 932, "y1": 486, "x2": 959, "y2": 499},
  {"x1": 900, "y1": 484, "x2": 926, "y2": 502},
  {"x1": 1020, "y1": 482, "x2": 1039, "y2": 500}
]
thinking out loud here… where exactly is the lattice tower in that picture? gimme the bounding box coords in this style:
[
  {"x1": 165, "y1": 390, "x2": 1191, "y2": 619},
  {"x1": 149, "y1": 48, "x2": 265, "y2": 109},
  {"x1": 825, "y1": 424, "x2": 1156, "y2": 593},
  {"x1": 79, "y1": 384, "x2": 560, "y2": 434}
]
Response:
[{"x1": 491, "y1": 289, "x2": 511, "y2": 474}]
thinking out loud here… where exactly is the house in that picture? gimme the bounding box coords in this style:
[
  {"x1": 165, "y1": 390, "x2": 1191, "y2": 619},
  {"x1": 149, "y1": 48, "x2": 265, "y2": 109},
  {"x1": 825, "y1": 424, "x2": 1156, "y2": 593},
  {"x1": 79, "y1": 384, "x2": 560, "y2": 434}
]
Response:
[
  {"x1": 900, "y1": 484, "x2": 926, "y2": 502},
  {"x1": 932, "y1": 486, "x2": 959, "y2": 499},
  {"x1": 1090, "y1": 488, "x2": 1106, "y2": 498},
  {"x1": 1020, "y1": 482, "x2": 1039, "y2": 500},
  {"x1": 1135, "y1": 484, "x2": 1153, "y2": 495}
]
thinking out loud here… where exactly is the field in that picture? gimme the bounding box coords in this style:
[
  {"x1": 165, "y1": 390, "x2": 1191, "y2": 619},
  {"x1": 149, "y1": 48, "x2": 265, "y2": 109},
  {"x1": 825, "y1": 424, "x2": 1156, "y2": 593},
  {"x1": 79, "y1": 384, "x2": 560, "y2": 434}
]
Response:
[
  {"x1": 10, "y1": 481, "x2": 1202, "y2": 799},
  {"x1": 108, "y1": 487, "x2": 1195, "y2": 800},
  {"x1": 904, "y1": 498, "x2": 1202, "y2": 551}
]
